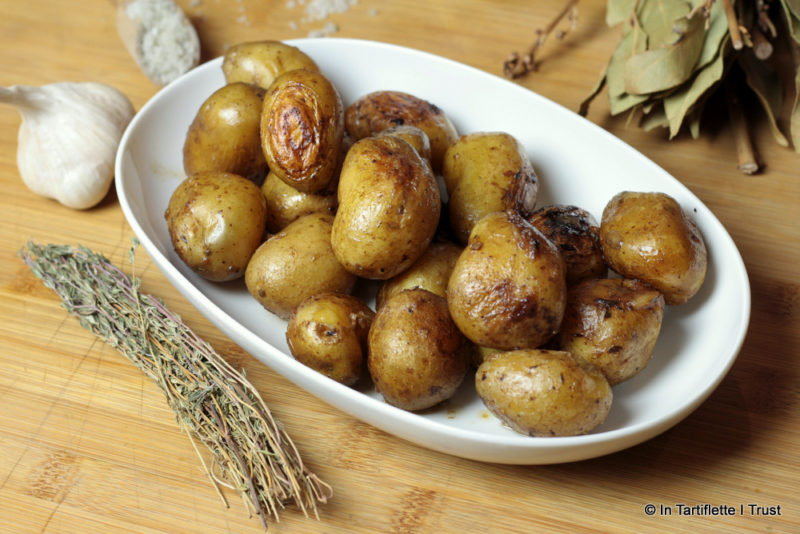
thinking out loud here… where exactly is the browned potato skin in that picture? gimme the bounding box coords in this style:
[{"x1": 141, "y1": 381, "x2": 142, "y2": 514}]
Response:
[
  {"x1": 183, "y1": 82, "x2": 267, "y2": 183},
  {"x1": 476, "y1": 349, "x2": 612, "y2": 437},
  {"x1": 443, "y1": 132, "x2": 539, "y2": 244},
  {"x1": 368, "y1": 289, "x2": 470, "y2": 411},
  {"x1": 244, "y1": 212, "x2": 356, "y2": 319},
  {"x1": 375, "y1": 241, "x2": 462, "y2": 308},
  {"x1": 528, "y1": 205, "x2": 607, "y2": 285},
  {"x1": 344, "y1": 90, "x2": 458, "y2": 173},
  {"x1": 600, "y1": 191, "x2": 707, "y2": 305},
  {"x1": 557, "y1": 278, "x2": 665, "y2": 385},
  {"x1": 165, "y1": 171, "x2": 266, "y2": 282},
  {"x1": 332, "y1": 135, "x2": 441, "y2": 280},
  {"x1": 286, "y1": 292, "x2": 375, "y2": 386},
  {"x1": 374, "y1": 125, "x2": 432, "y2": 164},
  {"x1": 261, "y1": 69, "x2": 344, "y2": 194},
  {"x1": 261, "y1": 170, "x2": 337, "y2": 233},
  {"x1": 447, "y1": 210, "x2": 567, "y2": 350},
  {"x1": 222, "y1": 40, "x2": 319, "y2": 89}
]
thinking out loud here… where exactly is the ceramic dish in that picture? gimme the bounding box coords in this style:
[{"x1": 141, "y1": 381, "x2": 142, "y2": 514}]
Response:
[{"x1": 116, "y1": 38, "x2": 750, "y2": 464}]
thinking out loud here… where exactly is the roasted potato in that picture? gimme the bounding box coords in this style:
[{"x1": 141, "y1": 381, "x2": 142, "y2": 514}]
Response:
[
  {"x1": 557, "y1": 278, "x2": 665, "y2": 385},
  {"x1": 447, "y1": 210, "x2": 567, "y2": 350},
  {"x1": 528, "y1": 204, "x2": 607, "y2": 285},
  {"x1": 183, "y1": 82, "x2": 267, "y2": 183},
  {"x1": 368, "y1": 289, "x2": 470, "y2": 411},
  {"x1": 245, "y1": 212, "x2": 356, "y2": 319},
  {"x1": 375, "y1": 241, "x2": 462, "y2": 308},
  {"x1": 165, "y1": 171, "x2": 266, "y2": 282},
  {"x1": 600, "y1": 191, "x2": 707, "y2": 305},
  {"x1": 222, "y1": 40, "x2": 319, "y2": 89},
  {"x1": 261, "y1": 68, "x2": 344, "y2": 194},
  {"x1": 344, "y1": 90, "x2": 458, "y2": 173},
  {"x1": 286, "y1": 292, "x2": 375, "y2": 386},
  {"x1": 261, "y1": 170, "x2": 337, "y2": 233},
  {"x1": 442, "y1": 132, "x2": 539, "y2": 244},
  {"x1": 332, "y1": 134, "x2": 441, "y2": 280},
  {"x1": 476, "y1": 349, "x2": 612, "y2": 437}
]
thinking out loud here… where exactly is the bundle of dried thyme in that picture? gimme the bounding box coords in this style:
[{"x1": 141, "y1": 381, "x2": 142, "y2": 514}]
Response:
[{"x1": 19, "y1": 241, "x2": 331, "y2": 530}]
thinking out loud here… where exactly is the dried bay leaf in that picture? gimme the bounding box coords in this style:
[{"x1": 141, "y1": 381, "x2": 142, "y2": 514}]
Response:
[
  {"x1": 609, "y1": 19, "x2": 647, "y2": 96},
  {"x1": 791, "y1": 64, "x2": 800, "y2": 150},
  {"x1": 663, "y1": 39, "x2": 728, "y2": 138},
  {"x1": 783, "y1": 0, "x2": 800, "y2": 21},
  {"x1": 579, "y1": 12, "x2": 646, "y2": 117},
  {"x1": 787, "y1": 40, "x2": 800, "y2": 150},
  {"x1": 578, "y1": 66, "x2": 608, "y2": 116},
  {"x1": 639, "y1": 101, "x2": 669, "y2": 131},
  {"x1": 779, "y1": 1, "x2": 800, "y2": 44},
  {"x1": 740, "y1": 49, "x2": 790, "y2": 147},
  {"x1": 693, "y1": 0, "x2": 728, "y2": 71},
  {"x1": 606, "y1": 0, "x2": 638, "y2": 26},
  {"x1": 688, "y1": 107, "x2": 702, "y2": 139},
  {"x1": 624, "y1": 13, "x2": 706, "y2": 95},
  {"x1": 637, "y1": 0, "x2": 692, "y2": 49},
  {"x1": 607, "y1": 17, "x2": 650, "y2": 114}
]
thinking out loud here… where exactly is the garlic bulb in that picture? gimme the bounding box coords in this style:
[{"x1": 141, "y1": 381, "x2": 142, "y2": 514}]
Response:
[{"x1": 0, "y1": 82, "x2": 135, "y2": 209}]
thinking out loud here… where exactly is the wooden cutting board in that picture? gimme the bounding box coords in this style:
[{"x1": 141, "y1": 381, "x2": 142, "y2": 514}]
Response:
[{"x1": 1, "y1": 1, "x2": 798, "y2": 533}]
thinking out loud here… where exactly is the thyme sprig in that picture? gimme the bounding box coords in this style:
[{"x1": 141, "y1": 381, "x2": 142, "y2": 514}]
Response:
[{"x1": 19, "y1": 241, "x2": 331, "y2": 530}]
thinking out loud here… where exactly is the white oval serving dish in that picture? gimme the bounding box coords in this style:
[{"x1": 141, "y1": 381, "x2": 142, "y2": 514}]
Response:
[{"x1": 116, "y1": 38, "x2": 750, "y2": 464}]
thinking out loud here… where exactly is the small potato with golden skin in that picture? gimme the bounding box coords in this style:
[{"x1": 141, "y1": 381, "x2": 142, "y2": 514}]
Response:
[
  {"x1": 375, "y1": 241, "x2": 462, "y2": 309},
  {"x1": 557, "y1": 278, "x2": 665, "y2": 385},
  {"x1": 443, "y1": 132, "x2": 539, "y2": 244},
  {"x1": 600, "y1": 191, "x2": 707, "y2": 305},
  {"x1": 260, "y1": 170, "x2": 337, "y2": 233},
  {"x1": 261, "y1": 69, "x2": 344, "y2": 194},
  {"x1": 528, "y1": 204, "x2": 607, "y2": 285},
  {"x1": 286, "y1": 293, "x2": 375, "y2": 386},
  {"x1": 332, "y1": 135, "x2": 441, "y2": 280},
  {"x1": 447, "y1": 210, "x2": 567, "y2": 350},
  {"x1": 183, "y1": 82, "x2": 267, "y2": 183},
  {"x1": 165, "y1": 171, "x2": 266, "y2": 282},
  {"x1": 222, "y1": 40, "x2": 319, "y2": 89},
  {"x1": 368, "y1": 289, "x2": 470, "y2": 411},
  {"x1": 476, "y1": 349, "x2": 612, "y2": 437},
  {"x1": 344, "y1": 90, "x2": 458, "y2": 173},
  {"x1": 245, "y1": 212, "x2": 356, "y2": 319}
]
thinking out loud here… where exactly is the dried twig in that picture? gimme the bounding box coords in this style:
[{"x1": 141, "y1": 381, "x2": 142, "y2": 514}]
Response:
[
  {"x1": 503, "y1": 0, "x2": 579, "y2": 78},
  {"x1": 722, "y1": 0, "x2": 745, "y2": 49},
  {"x1": 725, "y1": 81, "x2": 760, "y2": 174}
]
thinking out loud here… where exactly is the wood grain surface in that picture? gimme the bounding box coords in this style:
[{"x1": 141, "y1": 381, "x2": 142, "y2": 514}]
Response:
[{"x1": 1, "y1": 1, "x2": 798, "y2": 533}]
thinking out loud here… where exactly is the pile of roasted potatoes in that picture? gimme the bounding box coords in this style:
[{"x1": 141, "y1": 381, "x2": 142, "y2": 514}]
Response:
[{"x1": 165, "y1": 41, "x2": 708, "y2": 438}]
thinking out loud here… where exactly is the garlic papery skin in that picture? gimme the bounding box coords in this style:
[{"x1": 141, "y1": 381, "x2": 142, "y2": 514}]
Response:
[{"x1": 0, "y1": 82, "x2": 136, "y2": 210}]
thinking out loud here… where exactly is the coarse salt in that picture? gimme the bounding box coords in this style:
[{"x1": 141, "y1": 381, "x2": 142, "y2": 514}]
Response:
[{"x1": 125, "y1": 0, "x2": 201, "y2": 85}]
